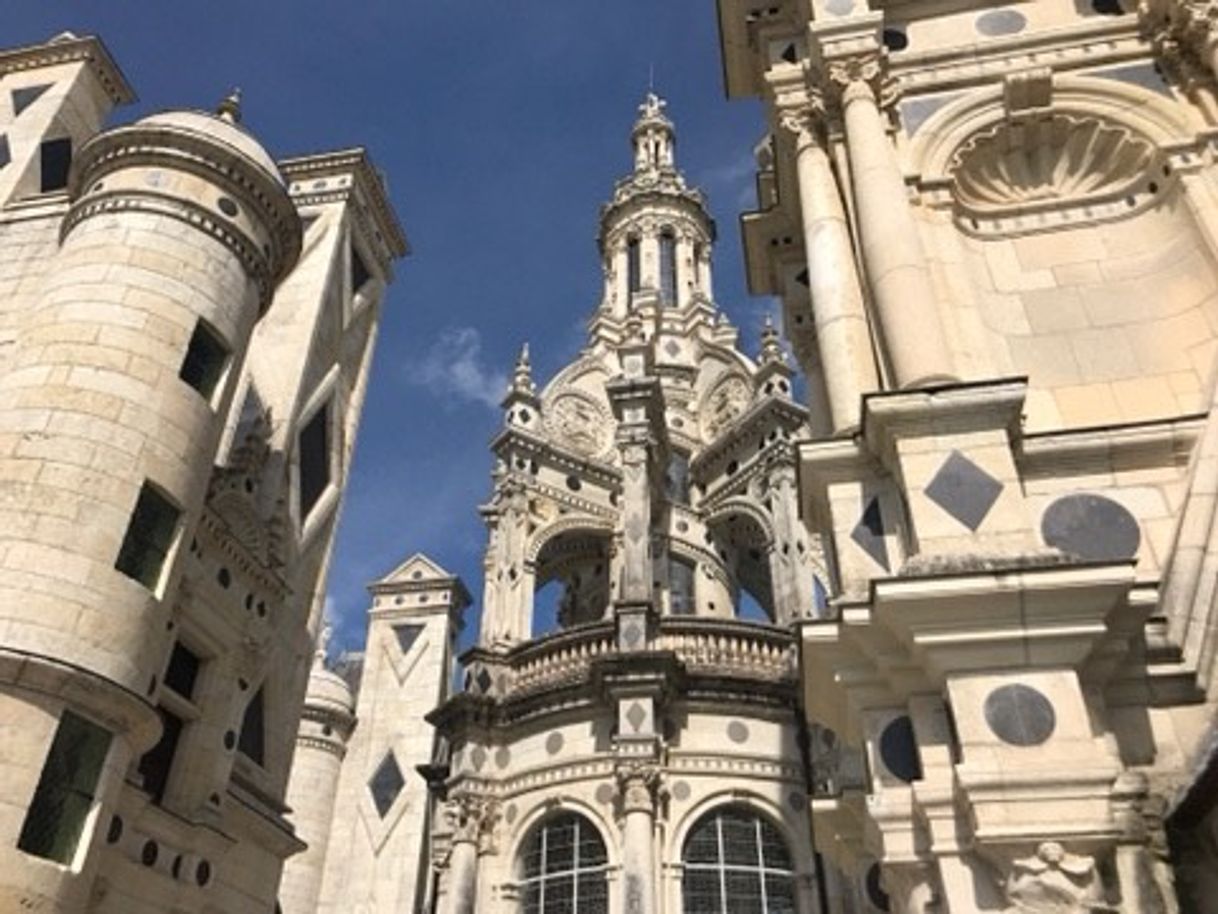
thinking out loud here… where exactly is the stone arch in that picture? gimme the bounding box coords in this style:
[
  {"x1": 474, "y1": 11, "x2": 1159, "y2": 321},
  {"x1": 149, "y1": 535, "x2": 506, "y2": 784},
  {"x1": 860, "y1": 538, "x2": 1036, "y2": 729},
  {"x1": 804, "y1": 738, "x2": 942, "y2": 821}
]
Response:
[
  {"x1": 526, "y1": 515, "x2": 615, "y2": 565},
  {"x1": 528, "y1": 520, "x2": 614, "y2": 632},
  {"x1": 704, "y1": 503, "x2": 776, "y2": 622}
]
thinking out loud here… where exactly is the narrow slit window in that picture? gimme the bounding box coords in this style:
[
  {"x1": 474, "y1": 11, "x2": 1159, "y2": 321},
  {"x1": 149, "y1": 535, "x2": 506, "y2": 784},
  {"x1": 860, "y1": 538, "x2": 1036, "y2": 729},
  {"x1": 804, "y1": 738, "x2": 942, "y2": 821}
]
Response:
[
  {"x1": 298, "y1": 403, "x2": 331, "y2": 520},
  {"x1": 40, "y1": 137, "x2": 71, "y2": 193},
  {"x1": 238, "y1": 688, "x2": 266, "y2": 766},
  {"x1": 351, "y1": 243, "x2": 372, "y2": 294},
  {"x1": 666, "y1": 450, "x2": 690, "y2": 505},
  {"x1": 115, "y1": 483, "x2": 181, "y2": 591},
  {"x1": 179, "y1": 320, "x2": 229, "y2": 401},
  {"x1": 627, "y1": 237, "x2": 641, "y2": 299},
  {"x1": 18, "y1": 711, "x2": 111, "y2": 864},
  {"x1": 660, "y1": 230, "x2": 678, "y2": 306}
]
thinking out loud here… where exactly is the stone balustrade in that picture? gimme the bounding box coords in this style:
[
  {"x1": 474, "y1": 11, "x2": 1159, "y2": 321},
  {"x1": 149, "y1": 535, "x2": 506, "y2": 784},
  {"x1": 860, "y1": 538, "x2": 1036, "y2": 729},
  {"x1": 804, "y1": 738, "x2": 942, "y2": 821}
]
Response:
[{"x1": 494, "y1": 617, "x2": 796, "y2": 699}]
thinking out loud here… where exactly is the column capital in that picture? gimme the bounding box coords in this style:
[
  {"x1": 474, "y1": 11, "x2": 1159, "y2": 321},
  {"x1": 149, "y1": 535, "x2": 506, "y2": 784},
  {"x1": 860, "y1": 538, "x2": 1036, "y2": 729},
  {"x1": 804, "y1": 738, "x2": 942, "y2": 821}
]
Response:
[
  {"x1": 822, "y1": 52, "x2": 900, "y2": 113},
  {"x1": 615, "y1": 762, "x2": 664, "y2": 814},
  {"x1": 776, "y1": 96, "x2": 829, "y2": 152},
  {"x1": 443, "y1": 792, "x2": 500, "y2": 849}
]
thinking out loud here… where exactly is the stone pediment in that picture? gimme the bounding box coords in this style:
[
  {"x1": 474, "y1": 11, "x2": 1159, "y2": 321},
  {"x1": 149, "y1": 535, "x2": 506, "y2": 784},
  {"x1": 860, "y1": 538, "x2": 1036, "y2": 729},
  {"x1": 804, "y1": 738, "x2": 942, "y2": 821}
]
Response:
[{"x1": 375, "y1": 552, "x2": 453, "y2": 586}]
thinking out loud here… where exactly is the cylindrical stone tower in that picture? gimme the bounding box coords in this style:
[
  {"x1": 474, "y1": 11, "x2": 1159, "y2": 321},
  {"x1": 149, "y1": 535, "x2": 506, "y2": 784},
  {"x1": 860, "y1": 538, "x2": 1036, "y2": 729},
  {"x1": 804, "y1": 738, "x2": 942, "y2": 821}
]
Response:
[
  {"x1": 280, "y1": 649, "x2": 356, "y2": 914},
  {"x1": 0, "y1": 100, "x2": 299, "y2": 912}
]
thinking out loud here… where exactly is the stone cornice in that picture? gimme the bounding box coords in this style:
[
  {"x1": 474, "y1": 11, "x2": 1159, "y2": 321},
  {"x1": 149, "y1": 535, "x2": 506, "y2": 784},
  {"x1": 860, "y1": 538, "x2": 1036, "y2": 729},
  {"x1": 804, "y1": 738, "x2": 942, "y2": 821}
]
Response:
[
  {"x1": 0, "y1": 32, "x2": 135, "y2": 105},
  {"x1": 280, "y1": 147, "x2": 409, "y2": 271}
]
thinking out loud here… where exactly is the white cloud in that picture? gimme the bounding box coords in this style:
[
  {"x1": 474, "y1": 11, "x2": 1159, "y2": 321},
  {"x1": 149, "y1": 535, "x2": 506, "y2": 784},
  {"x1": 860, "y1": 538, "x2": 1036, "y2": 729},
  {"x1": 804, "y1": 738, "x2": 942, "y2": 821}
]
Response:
[{"x1": 405, "y1": 327, "x2": 508, "y2": 410}]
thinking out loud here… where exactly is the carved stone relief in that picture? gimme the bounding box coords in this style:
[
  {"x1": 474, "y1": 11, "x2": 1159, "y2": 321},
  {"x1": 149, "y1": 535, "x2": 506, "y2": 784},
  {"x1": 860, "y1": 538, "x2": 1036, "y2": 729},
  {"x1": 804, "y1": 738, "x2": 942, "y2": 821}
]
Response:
[{"x1": 545, "y1": 391, "x2": 611, "y2": 457}]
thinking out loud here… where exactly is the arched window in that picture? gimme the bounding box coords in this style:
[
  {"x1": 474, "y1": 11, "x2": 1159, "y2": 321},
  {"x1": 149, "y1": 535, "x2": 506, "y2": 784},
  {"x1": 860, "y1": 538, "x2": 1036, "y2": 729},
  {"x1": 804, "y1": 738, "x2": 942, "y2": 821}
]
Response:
[
  {"x1": 519, "y1": 812, "x2": 609, "y2": 914},
  {"x1": 682, "y1": 806, "x2": 796, "y2": 914},
  {"x1": 627, "y1": 237, "x2": 641, "y2": 301},
  {"x1": 660, "y1": 230, "x2": 678, "y2": 306}
]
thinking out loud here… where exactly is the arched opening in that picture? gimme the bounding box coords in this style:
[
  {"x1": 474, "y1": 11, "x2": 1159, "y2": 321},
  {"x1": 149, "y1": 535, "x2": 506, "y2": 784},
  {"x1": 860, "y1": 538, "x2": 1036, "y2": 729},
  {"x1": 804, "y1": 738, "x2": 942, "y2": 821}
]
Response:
[
  {"x1": 682, "y1": 805, "x2": 796, "y2": 913},
  {"x1": 660, "y1": 228, "x2": 678, "y2": 306},
  {"x1": 706, "y1": 511, "x2": 775, "y2": 622},
  {"x1": 532, "y1": 529, "x2": 611, "y2": 637},
  {"x1": 627, "y1": 236, "x2": 641, "y2": 303},
  {"x1": 518, "y1": 811, "x2": 609, "y2": 913}
]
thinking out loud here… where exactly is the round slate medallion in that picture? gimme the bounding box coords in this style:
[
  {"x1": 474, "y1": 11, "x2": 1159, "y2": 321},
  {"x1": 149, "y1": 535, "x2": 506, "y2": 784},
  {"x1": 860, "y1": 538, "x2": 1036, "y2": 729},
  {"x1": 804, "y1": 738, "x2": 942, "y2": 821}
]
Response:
[
  {"x1": 878, "y1": 716, "x2": 921, "y2": 783},
  {"x1": 595, "y1": 783, "x2": 616, "y2": 805},
  {"x1": 976, "y1": 9, "x2": 1028, "y2": 36},
  {"x1": 727, "y1": 720, "x2": 750, "y2": 744},
  {"x1": 545, "y1": 731, "x2": 565, "y2": 755},
  {"x1": 1041, "y1": 493, "x2": 1140, "y2": 562},
  {"x1": 984, "y1": 684, "x2": 1056, "y2": 746},
  {"x1": 495, "y1": 747, "x2": 511, "y2": 769},
  {"x1": 672, "y1": 780, "x2": 691, "y2": 802}
]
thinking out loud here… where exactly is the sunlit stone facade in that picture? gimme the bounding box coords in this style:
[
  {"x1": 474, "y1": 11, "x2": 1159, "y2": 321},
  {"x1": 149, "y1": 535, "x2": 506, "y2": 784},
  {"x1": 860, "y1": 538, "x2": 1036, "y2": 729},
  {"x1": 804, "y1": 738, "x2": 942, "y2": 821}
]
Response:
[
  {"x1": 719, "y1": 0, "x2": 1218, "y2": 911},
  {"x1": 0, "y1": 32, "x2": 406, "y2": 914}
]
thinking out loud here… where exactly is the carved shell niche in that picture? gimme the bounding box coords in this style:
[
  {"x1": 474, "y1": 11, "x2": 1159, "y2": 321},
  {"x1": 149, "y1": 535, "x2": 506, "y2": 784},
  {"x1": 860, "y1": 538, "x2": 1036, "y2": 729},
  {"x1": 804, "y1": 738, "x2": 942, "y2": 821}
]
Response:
[
  {"x1": 544, "y1": 390, "x2": 611, "y2": 458},
  {"x1": 950, "y1": 114, "x2": 1159, "y2": 215}
]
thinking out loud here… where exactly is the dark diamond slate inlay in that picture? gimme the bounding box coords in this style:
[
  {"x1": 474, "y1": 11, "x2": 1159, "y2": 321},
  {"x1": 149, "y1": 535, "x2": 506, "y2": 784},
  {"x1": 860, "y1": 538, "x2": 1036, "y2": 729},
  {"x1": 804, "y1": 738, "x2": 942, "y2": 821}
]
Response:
[
  {"x1": 474, "y1": 667, "x2": 493, "y2": 694},
  {"x1": 0, "y1": 135, "x2": 10, "y2": 170},
  {"x1": 12, "y1": 84, "x2": 50, "y2": 116},
  {"x1": 368, "y1": 752, "x2": 405, "y2": 818},
  {"x1": 851, "y1": 496, "x2": 890, "y2": 571},
  {"x1": 392, "y1": 623, "x2": 424, "y2": 655},
  {"x1": 925, "y1": 450, "x2": 1003, "y2": 531}
]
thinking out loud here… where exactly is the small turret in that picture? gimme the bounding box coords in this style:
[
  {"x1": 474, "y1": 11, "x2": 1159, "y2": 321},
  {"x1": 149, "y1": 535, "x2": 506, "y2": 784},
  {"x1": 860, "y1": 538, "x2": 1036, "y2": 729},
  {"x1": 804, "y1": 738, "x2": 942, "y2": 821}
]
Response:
[
  {"x1": 755, "y1": 314, "x2": 795, "y2": 400},
  {"x1": 502, "y1": 343, "x2": 541, "y2": 433}
]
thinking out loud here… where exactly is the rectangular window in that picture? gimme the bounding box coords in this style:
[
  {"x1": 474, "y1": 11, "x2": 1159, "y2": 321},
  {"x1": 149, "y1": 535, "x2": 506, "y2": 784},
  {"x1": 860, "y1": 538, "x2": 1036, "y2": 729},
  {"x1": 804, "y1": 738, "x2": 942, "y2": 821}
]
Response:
[
  {"x1": 665, "y1": 451, "x2": 690, "y2": 505},
  {"x1": 39, "y1": 138, "x2": 71, "y2": 193},
  {"x1": 163, "y1": 642, "x2": 201, "y2": 701},
  {"x1": 670, "y1": 557, "x2": 696, "y2": 616},
  {"x1": 178, "y1": 320, "x2": 229, "y2": 401},
  {"x1": 18, "y1": 711, "x2": 111, "y2": 864},
  {"x1": 627, "y1": 238, "x2": 641, "y2": 298},
  {"x1": 659, "y1": 232, "x2": 677, "y2": 306},
  {"x1": 115, "y1": 483, "x2": 181, "y2": 591},
  {"x1": 136, "y1": 707, "x2": 183, "y2": 806},
  {"x1": 298, "y1": 403, "x2": 331, "y2": 520},
  {"x1": 238, "y1": 688, "x2": 265, "y2": 766}
]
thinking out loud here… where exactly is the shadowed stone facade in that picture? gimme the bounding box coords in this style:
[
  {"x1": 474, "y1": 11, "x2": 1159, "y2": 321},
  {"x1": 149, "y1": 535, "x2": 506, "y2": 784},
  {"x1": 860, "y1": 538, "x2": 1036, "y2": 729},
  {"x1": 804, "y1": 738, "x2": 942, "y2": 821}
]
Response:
[{"x1": 0, "y1": 32, "x2": 406, "y2": 914}]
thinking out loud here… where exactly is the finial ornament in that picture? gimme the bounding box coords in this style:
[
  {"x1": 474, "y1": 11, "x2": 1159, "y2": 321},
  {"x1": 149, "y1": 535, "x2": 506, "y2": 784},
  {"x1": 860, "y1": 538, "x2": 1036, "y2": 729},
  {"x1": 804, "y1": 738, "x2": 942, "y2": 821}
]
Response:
[
  {"x1": 759, "y1": 313, "x2": 785, "y2": 365},
  {"x1": 217, "y1": 87, "x2": 243, "y2": 124},
  {"x1": 314, "y1": 619, "x2": 332, "y2": 667},
  {"x1": 509, "y1": 343, "x2": 536, "y2": 397}
]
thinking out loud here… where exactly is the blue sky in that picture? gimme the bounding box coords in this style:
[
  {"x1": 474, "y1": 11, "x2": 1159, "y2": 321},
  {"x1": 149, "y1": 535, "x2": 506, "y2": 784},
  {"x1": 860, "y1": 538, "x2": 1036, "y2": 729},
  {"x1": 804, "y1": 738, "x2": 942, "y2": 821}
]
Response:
[{"x1": 10, "y1": 2, "x2": 776, "y2": 653}]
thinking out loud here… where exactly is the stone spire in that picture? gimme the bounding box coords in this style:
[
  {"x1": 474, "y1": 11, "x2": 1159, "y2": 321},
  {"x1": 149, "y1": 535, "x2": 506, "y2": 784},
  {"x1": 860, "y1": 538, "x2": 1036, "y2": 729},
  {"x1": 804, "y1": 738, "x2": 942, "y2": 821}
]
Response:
[
  {"x1": 501, "y1": 342, "x2": 540, "y2": 432},
  {"x1": 758, "y1": 313, "x2": 785, "y2": 366},
  {"x1": 509, "y1": 343, "x2": 535, "y2": 397}
]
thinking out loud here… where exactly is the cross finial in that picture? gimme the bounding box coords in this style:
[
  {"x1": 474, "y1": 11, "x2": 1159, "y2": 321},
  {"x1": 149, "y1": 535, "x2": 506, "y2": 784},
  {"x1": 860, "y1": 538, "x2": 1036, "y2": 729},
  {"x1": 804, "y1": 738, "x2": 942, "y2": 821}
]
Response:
[{"x1": 217, "y1": 87, "x2": 242, "y2": 124}]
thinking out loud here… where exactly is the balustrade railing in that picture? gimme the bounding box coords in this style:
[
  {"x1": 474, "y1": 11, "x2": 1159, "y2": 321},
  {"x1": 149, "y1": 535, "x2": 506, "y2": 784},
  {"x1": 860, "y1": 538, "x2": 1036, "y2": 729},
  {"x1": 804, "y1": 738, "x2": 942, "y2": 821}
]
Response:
[{"x1": 497, "y1": 617, "x2": 795, "y2": 699}]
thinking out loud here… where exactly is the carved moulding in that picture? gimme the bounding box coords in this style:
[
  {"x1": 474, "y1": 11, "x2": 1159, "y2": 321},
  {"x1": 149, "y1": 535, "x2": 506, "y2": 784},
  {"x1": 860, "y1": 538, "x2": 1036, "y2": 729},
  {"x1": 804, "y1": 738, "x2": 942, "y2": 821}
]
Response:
[{"x1": 908, "y1": 74, "x2": 1206, "y2": 237}]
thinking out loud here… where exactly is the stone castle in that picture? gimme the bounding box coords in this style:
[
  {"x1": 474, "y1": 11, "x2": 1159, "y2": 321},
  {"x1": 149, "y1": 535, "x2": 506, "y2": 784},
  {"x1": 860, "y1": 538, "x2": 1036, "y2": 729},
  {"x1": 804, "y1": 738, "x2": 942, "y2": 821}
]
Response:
[{"x1": 6, "y1": 1, "x2": 1218, "y2": 912}]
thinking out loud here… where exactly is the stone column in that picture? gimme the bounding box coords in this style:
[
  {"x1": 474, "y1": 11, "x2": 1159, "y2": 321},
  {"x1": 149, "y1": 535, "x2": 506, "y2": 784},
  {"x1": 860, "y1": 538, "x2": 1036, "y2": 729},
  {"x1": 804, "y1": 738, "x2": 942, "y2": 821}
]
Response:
[
  {"x1": 617, "y1": 765, "x2": 661, "y2": 914},
  {"x1": 780, "y1": 104, "x2": 878, "y2": 432},
  {"x1": 830, "y1": 59, "x2": 955, "y2": 389},
  {"x1": 438, "y1": 795, "x2": 496, "y2": 914}
]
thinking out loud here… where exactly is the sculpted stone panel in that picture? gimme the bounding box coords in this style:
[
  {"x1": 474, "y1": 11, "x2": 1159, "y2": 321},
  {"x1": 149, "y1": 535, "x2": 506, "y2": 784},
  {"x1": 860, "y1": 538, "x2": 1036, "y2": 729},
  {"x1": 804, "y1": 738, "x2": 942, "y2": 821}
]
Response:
[
  {"x1": 701, "y1": 374, "x2": 751, "y2": 441},
  {"x1": 545, "y1": 391, "x2": 611, "y2": 457}
]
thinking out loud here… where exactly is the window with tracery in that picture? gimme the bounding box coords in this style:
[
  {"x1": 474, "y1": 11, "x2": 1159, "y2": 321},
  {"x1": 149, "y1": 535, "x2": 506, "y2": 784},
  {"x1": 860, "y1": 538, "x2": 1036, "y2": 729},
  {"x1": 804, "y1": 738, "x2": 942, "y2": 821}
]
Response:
[
  {"x1": 682, "y1": 806, "x2": 797, "y2": 914},
  {"x1": 519, "y1": 812, "x2": 609, "y2": 914}
]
